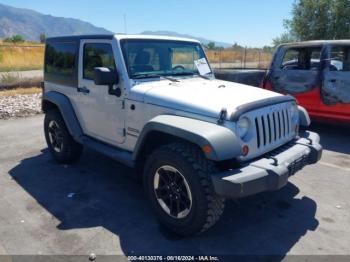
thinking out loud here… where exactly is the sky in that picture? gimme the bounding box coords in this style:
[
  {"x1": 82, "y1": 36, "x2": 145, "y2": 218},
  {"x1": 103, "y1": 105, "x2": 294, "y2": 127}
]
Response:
[{"x1": 0, "y1": 0, "x2": 295, "y2": 47}]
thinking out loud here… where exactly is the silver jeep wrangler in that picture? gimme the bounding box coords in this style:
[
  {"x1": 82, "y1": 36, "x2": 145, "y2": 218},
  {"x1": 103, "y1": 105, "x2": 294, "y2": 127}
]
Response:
[{"x1": 42, "y1": 34, "x2": 322, "y2": 236}]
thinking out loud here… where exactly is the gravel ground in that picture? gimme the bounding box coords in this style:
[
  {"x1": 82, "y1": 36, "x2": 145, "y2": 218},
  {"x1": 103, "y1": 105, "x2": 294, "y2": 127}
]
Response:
[{"x1": 0, "y1": 93, "x2": 42, "y2": 119}]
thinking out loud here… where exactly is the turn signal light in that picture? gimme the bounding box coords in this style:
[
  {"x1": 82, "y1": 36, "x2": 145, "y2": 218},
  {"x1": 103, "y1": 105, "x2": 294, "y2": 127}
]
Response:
[
  {"x1": 202, "y1": 145, "x2": 213, "y2": 154},
  {"x1": 242, "y1": 145, "x2": 249, "y2": 156}
]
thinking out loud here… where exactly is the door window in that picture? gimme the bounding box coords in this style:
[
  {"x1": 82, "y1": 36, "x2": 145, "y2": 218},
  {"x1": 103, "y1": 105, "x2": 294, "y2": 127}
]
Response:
[
  {"x1": 322, "y1": 45, "x2": 350, "y2": 105},
  {"x1": 281, "y1": 47, "x2": 321, "y2": 70},
  {"x1": 83, "y1": 43, "x2": 116, "y2": 80},
  {"x1": 329, "y1": 46, "x2": 350, "y2": 71}
]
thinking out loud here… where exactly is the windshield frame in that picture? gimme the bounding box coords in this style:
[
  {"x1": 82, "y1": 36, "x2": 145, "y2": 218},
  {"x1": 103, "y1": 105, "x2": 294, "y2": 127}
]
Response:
[{"x1": 120, "y1": 39, "x2": 212, "y2": 80}]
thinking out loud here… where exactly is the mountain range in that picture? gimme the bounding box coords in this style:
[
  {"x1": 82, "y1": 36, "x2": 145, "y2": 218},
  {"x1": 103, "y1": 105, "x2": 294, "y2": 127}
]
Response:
[
  {"x1": 0, "y1": 3, "x2": 233, "y2": 47},
  {"x1": 0, "y1": 3, "x2": 112, "y2": 41}
]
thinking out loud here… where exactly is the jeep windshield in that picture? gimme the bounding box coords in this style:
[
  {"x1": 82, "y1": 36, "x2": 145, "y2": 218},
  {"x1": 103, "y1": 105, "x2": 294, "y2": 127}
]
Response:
[{"x1": 120, "y1": 39, "x2": 211, "y2": 79}]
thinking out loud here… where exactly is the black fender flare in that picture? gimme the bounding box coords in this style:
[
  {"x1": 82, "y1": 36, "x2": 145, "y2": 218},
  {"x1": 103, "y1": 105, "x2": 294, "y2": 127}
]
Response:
[
  {"x1": 42, "y1": 91, "x2": 83, "y2": 143},
  {"x1": 133, "y1": 115, "x2": 242, "y2": 162}
]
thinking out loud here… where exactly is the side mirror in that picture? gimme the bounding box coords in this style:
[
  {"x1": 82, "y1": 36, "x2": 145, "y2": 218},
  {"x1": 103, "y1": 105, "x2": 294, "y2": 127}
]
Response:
[
  {"x1": 94, "y1": 67, "x2": 119, "y2": 85},
  {"x1": 93, "y1": 67, "x2": 121, "y2": 97}
]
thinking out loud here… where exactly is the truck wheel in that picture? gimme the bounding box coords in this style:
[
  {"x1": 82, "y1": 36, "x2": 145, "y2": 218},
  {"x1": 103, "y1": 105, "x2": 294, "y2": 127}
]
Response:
[
  {"x1": 144, "y1": 142, "x2": 225, "y2": 236},
  {"x1": 44, "y1": 109, "x2": 83, "y2": 164}
]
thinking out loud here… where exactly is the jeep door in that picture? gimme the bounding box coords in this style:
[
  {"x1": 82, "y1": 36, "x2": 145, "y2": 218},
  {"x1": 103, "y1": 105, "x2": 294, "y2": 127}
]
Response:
[
  {"x1": 74, "y1": 39, "x2": 126, "y2": 145},
  {"x1": 321, "y1": 44, "x2": 350, "y2": 123},
  {"x1": 268, "y1": 46, "x2": 323, "y2": 117}
]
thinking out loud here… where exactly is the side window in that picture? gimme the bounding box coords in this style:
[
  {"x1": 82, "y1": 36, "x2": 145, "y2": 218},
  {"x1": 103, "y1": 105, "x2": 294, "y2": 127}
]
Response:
[
  {"x1": 329, "y1": 46, "x2": 350, "y2": 71},
  {"x1": 83, "y1": 43, "x2": 116, "y2": 80},
  {"x1": 310, "y1": 49, "x2": 322, "y2": 70},
  {"x1": 282, "y1": 49, "x2": 300, "y2": 70},
  {"x1": 281, "y1": 47, "x2": 321, "y2": 70},
  {"x1": 45, "y1": 42, "x2": 77, "y2": 76}
]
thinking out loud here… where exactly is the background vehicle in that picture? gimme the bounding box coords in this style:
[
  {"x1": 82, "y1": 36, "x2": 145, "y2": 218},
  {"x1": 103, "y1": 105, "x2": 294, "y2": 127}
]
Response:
[
  {"x1": 41, "y1": 34, "x2": 322, "y2": 236},
  {"x1": 261, "y1": 41, "x2": 350, "y2": 125}
]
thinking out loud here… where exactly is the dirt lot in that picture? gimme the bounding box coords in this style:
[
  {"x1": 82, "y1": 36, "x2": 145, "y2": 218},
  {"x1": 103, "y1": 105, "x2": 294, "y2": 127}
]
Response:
[{"x1": 0, "y1": 116, "x2": 349, "y2": 259}]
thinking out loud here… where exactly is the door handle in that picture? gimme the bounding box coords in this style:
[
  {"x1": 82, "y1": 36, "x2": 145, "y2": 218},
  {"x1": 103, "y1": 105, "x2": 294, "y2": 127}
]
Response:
[
  {"x1": 77, "y1": 86, "x2": 90, "y2": 94},
  {"x1": 329, "y1": 79, "x2": 337, "y2": 83}
]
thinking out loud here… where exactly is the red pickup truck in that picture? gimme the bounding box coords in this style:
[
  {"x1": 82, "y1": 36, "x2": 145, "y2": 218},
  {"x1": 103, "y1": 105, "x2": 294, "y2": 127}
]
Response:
[{"x1": 261, "y1": 40, "x2": 350, "y2": 125}]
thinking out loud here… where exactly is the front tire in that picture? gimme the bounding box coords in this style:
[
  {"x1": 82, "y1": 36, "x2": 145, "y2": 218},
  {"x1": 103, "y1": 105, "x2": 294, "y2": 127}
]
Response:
[
  {"x1": 44, "y1": 109, "x2": 83, "y2": 164},
  {"x1": 144, "y1": 142, "x2": 225, "y2": 236}
]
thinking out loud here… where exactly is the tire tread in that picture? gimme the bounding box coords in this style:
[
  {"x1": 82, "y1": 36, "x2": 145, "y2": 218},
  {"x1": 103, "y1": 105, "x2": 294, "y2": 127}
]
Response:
[{"x1": 146, "y1": 142, "x2": 225, "y2": 235}]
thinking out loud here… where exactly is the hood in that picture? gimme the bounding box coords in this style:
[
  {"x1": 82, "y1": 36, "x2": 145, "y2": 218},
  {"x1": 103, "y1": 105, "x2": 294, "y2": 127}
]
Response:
[{"x1": 129, "y1": 77, "x2": 283, "y2": 119}]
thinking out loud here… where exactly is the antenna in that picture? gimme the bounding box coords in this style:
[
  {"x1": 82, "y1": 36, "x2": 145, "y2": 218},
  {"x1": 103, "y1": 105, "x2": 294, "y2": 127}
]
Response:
[{"x1": 124, "y1": 14, "x2": 127, "y2": 34}]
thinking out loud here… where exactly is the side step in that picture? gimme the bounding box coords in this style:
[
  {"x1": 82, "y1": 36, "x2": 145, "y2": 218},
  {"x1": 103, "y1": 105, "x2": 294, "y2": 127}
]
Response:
[{"x1": 81, "y1": 136, "x2": 134, "y2": 168}]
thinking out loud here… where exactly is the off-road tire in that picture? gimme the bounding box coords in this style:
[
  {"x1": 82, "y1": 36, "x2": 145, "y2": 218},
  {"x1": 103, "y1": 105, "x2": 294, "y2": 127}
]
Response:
[
  {"x1": 44, "y1": 109, "x2": 83, "y2": 164},
  {"x1": 144, "y1": 142, "x2": 225, "y2": 236}
]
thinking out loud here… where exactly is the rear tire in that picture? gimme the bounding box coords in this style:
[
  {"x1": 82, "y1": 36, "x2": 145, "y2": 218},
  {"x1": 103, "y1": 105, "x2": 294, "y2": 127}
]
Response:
[
  {"x1": 144, "y1": 142, "x2": 225, "y2": 236},
  {"x1": 44, "y1": 109, "x2": 83, "y2": 164}
]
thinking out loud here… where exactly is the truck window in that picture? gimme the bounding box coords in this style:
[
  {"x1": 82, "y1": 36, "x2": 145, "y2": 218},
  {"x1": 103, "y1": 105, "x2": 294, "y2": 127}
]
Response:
[
  {"x1": 329, "y1": 46, "x2": 350, "y2": 71},
  {"x1": 83, "y1": 43, "x2": 116, "y2": 80},
  {"x1": 45, "y1": 42, "x2": 77, "y2": 76},
  {"x1": 281, "y1": 47, "x2": 321, "y2": 70}
]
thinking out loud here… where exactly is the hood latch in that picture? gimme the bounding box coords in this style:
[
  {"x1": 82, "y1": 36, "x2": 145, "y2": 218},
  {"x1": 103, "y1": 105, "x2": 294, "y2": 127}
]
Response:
[{"x1": 217, "y1": 108, "x2": 228, "y2": 124}]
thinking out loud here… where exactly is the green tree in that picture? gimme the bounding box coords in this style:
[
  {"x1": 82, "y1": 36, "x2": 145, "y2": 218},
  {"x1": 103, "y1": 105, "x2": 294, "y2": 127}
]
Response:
[
  {"x1": 11, "y1": 35, "x2": 25, "y2": 43},
  {"x1": 231, "y1": 42, "x2": 243, "y2": 51},
  {"x1": 4, "y1": 35, "x2": 25, "y2": 43},
  {"x1": 272, "y1": 32, "x2": 296, "y2": 46},
  {"x1": 281, "y1": 0, "x2": 350, "y2": 41},
  {"x1": 39, "y1": 33, "x2": 46, "y2": 43},
  {"x1": 207, "y1": 42, "x2": 216, "y2": 50},
  {"x1": 331, "y1": 0, "x2": 350, "y2": 39}
]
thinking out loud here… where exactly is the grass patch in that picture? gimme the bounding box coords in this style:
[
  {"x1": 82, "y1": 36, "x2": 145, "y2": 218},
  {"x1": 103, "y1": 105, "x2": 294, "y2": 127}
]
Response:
[
  {"x1": 0, "y1": 87, "x2": 41, "y2": 96},
  {"x1": 0, "y1": 72, "x2": 20, "y2": 83},
  {"x1": 0, "y1": 44, "x2": 44, "y2": 72},
  {"x1": 206, "y1": 50, "x2": 272, "y2": 68}
]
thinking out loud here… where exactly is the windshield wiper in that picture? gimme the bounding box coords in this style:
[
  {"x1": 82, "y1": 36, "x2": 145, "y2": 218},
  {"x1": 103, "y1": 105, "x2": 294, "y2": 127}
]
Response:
[
  {"x1": 172, "y1": 72, "x2": 195, "y2": 76},
  {"x1": 132, "y1": 73, "x2": 179, "y2": 82},
  {"x1": 195, "y1": 74, "x2": 211, "y2": 80}
]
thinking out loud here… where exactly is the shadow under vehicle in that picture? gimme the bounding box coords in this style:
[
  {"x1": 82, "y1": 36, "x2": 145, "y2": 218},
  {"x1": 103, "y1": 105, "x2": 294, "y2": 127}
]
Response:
[{"x1": 9, "y1": 148, "x2": 319, "y2": 257}]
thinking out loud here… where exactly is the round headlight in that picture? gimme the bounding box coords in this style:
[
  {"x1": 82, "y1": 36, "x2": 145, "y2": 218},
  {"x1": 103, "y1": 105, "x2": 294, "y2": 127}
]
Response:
[
  {"x1": 237, "y1": 117, "x2": 250, "y2": 139},
  {"x1": 290, "y1": 104, "x2": 299, "y2": 123}
]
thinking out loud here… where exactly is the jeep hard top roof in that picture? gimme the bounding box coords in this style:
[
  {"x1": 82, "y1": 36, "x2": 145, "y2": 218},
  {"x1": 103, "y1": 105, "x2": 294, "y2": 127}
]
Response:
[
  {"x1": 46, "y1": 34, "x2": 200, "y2": 44},
  {"x1": 279, "y1": 40, "x2": 350, "y2": 48}
]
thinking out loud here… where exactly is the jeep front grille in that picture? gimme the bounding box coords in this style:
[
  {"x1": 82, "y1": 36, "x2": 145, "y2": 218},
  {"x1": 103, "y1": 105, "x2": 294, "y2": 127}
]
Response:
[{"x1": 254, "y1": 107, "x2": 292, "y2": 149}]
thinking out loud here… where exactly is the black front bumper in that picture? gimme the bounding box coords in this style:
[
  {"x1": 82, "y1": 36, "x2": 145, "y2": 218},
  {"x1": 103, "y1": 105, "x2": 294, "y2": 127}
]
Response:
[{"x1": 211, "y1": 131, "x2": 322, "y2": 199}]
